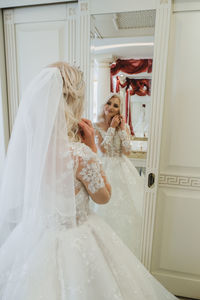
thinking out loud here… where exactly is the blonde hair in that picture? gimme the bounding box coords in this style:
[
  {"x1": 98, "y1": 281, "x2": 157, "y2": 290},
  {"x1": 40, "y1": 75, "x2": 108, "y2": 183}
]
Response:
[
  {"x1": 49, "y1": 62, "x2": 85, "y2": 141},
  {"x1": 98, "y1": 93, "x2": 122, "y2": 122}
]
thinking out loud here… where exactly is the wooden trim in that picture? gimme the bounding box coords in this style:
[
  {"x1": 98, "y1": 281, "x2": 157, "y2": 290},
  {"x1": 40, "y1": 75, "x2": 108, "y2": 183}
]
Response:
[{"x1": 159, "y1": 174, "x2": 200, "y2": 190}]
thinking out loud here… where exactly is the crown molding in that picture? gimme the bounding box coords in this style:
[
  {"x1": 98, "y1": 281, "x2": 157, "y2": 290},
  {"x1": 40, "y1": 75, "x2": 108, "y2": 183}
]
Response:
[{"x1": 0, "y1": 0, "x2": 75, "y2": 9}]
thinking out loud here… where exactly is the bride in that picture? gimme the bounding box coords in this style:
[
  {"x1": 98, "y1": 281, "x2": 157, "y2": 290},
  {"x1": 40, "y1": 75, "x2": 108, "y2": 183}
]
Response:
[
  {"x1": 93, "y1": 94, "x2": 144, "y2": 256},
  {"x1": 0, "y1": 62, "x2": 178, "y2": 299}
]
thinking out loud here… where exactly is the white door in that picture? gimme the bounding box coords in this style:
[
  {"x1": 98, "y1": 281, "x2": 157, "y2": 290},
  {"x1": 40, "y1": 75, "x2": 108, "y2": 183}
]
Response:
[
  {"x1": 151, "y1": 4, "x2": 200, "y2": 299},
  {"x1": 3, "y1": 2, "x2": 78, "y2": 130}
]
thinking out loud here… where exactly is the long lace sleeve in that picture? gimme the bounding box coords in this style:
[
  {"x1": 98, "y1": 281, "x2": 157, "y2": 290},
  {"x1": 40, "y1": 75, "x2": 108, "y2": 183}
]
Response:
[
  {"x1": 118, "y1": 124, "x2": 131, "y2": 154},
  {"x1": 75, "y1": 143, "x2": 111, "y2": 204}
]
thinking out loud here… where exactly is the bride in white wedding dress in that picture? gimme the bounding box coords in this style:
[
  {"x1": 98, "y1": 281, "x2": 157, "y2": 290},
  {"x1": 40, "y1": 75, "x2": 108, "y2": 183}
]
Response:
[
  {"x1": 0, "y1": 62, "x2": 178, "y2": 299},
  {"x1": 93, "y1": 94, "x2": 144, "y2": 256}
]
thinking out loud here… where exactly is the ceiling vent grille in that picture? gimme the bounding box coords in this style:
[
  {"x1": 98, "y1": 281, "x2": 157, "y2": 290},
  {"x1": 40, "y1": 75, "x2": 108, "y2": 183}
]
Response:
[{"x1": 115, "y1": 10, "x2": 156, "y2": 30}]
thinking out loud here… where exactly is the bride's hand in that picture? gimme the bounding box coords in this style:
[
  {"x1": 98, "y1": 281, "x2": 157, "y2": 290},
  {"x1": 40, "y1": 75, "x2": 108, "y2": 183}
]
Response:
[
  {"x1": 119, "y1": 115, "x2": 125, "y2": 130},
  {"x1": 110, "y1": 115, "x2": 121, "y2": 128},
  {"x1": 78, "y1": 119, "x2": 97, "y2": 153}
]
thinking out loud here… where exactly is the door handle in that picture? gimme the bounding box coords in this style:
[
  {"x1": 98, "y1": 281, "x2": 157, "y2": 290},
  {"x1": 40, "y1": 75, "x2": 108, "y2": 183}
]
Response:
[{"x1": 148, "y1": 173, "x2": 155, "y2": 188}]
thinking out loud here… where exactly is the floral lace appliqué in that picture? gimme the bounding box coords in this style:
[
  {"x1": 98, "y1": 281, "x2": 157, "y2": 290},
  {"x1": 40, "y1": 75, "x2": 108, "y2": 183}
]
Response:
[
  {"x1": 118, "y1": 129, "x2": 131, "y2": 152},
  {"x1": 94, "y1": 124, "x2": 131, "y2": 157},
  {"x1": 79, "y1": 162, "x2": 105, "y2": 194}
]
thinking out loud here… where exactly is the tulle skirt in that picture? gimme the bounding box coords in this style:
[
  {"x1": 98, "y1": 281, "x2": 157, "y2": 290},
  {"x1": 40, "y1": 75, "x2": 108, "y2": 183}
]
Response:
[
  {"x1": 0, "y1": 214, "x2": 178, "y2": 300},
  {"x1": 93, "y1": 154, "x2": 145, "y2": 256}
]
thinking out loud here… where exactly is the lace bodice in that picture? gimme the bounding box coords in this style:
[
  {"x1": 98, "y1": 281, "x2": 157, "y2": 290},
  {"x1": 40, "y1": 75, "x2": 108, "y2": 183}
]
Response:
[
  {"x1": 70, "y1": 142, "x2": 105, "y2": 225},
  {"x1": 94, "y1": 124, "x2": 131, "y2": 157},
  {"x1": 44, "y1": 142, "x2": 107, "y2": 230}
]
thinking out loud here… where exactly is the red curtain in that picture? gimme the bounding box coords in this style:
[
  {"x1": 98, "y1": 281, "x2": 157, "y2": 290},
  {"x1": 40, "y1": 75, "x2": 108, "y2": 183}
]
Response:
[
  {"x1": 117, "y1": 77, "x2": 151, "y2": 135},
  {"x1": 110, "y1": 59, "x2": 152, "y2": 135},
  {"x1": 116, "y1": 77, "x2": 151, "y2": 96},
  {"x1": 125, "y1": 90, "x2": 134, "y2": 135},
  {"x1": 110, "y1": 58, "x2": 152, "y2": 92}
]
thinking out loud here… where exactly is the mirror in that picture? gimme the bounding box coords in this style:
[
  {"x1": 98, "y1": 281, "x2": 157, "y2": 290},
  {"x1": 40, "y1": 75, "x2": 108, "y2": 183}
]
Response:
[{"x1": 90, "y1": 10, "x2": 155, "y2": 258}]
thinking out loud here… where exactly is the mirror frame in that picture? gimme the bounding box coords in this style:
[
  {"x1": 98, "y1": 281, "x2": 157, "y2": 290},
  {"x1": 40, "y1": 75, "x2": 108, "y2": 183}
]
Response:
[{"x1": 85, "y1": 0, "x2": 172, "y2": 270}]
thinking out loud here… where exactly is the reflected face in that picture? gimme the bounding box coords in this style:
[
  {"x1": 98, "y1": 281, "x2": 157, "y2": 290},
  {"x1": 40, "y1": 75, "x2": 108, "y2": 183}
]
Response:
[{"x1": 104, "y1": 97, "x2": 120, "y2": 118}]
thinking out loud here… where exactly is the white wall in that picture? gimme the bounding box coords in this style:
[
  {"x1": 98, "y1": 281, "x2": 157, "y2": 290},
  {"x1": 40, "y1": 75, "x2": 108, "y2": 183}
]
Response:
[{"x1": 151, "y1": 2, "x2": 200, "y2": 298}]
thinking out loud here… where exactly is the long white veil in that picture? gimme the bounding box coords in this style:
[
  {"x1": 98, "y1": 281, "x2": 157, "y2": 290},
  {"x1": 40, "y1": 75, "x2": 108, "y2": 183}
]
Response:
[{"x1": 0, "y1": 67, "x2": 76, "y2": 296}]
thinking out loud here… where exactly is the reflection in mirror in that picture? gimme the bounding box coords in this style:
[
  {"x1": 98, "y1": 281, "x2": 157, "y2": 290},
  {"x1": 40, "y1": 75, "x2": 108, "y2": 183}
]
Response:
[{"x1": 90, "y1": 10, "x2": 155, "y2": 258}]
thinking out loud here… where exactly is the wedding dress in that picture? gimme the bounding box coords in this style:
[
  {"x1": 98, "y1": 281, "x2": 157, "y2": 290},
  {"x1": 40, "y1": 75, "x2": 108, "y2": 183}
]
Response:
[
  {"x1": 93, "y1": 124, "x2": 144, "y2": 256},
  {"x1": 0, "y1": 66, "x2": 178, "y2": 300}
]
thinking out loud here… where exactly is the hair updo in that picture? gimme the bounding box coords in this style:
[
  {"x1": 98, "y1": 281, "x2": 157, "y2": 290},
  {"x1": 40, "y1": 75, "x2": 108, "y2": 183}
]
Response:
[{"x1": 49, "y1": 61, "x2": 85, "y2": 141}]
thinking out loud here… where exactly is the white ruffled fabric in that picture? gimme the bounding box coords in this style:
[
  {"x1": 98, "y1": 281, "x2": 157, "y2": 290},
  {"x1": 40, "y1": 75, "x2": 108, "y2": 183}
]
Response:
[
  {"x1": 0, "y1": 143, "x2": 178, "y2": 300},
  {"x1": 0, "y1": 214, "x2": 177, "y2": 300}
]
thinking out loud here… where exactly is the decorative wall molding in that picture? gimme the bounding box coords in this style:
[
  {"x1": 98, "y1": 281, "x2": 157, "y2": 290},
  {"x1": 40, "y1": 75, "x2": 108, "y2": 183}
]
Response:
[
  {"x1": 140, "y1": 188, "x2": 157, "y2": 266},
  {"x1": 80, "y1": 2, "x2": 88, "y2": 12},
  {"x1": 173, "y1": 1, "x2": 200, "y2": 13},
  {"x1": 140, "y1": 0, "x2": 172, "y2": 269},
  {"x1": 4, "y1": 10, "x2": 13, "y2": 22},
  {"x1": 4, "y1": 3, "x2": 79, "y2": 130},
  {"x1": 160, "y1": 0, "x2": 168, "y2": 4},
  {"x1": 77, "y1": 0, "x2": 90, "y2": 117},
  {"x1": 159, "y1": 174, "x2": 200, "y2": 190},
  {"x1": 0, "y1": 10, "x2": 10, "y2": 177},
  {"x1": 0, "y1": 0, "x2": 75, "y2": 9},
  {"x1": 13, "y1": 4, "x2": 67, "y2": 23},
  {"x1": 90, "y1": 0, "x2": 157, "y2": 15},
  {"x1": 3, "y1": 9, "x2": 19, "y2": 132},
  {"x1": 66, "y1": 3, "x2": 78, "y2": 65},
  {"x1": 69, "y1": 7, "x2": 76, "y2": 17}
]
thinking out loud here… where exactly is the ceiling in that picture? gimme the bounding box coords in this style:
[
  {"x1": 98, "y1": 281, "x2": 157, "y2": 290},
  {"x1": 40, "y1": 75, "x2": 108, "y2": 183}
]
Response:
[
  {"x1": 91, "y1": 10, "x2": 156, "y2": 39},
  {"x1": 91, "y1": 10, "x2": 155, "y2": 59},
  {"x1": 91, "y1": 36, "x2": 154, "y2": 59}
]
